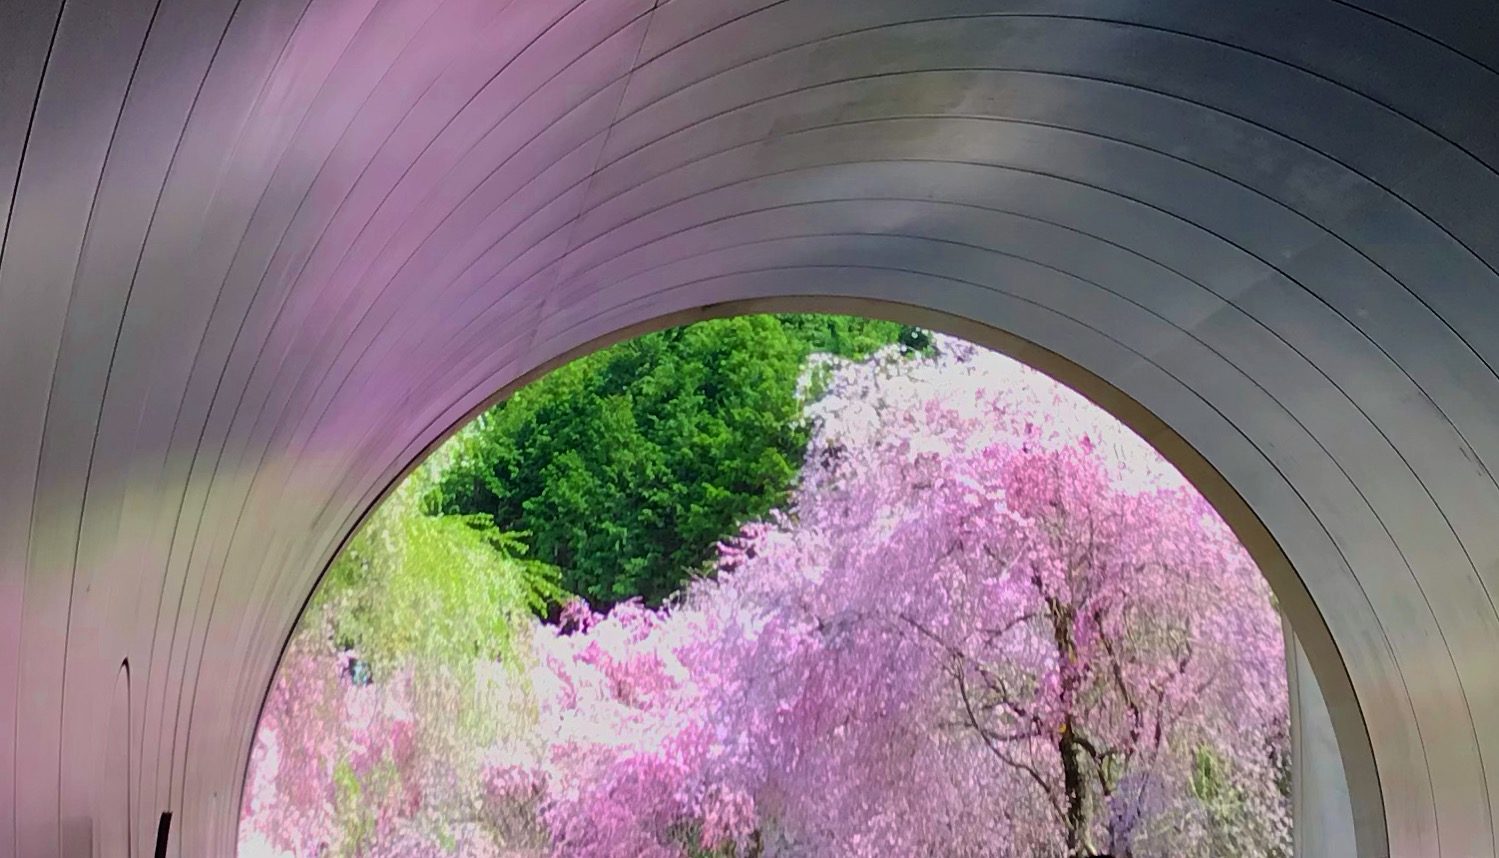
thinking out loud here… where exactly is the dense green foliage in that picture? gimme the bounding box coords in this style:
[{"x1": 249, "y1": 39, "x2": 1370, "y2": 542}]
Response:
[
  {"x1": 774, "y1": 313, "x2": 929, "y2": 359},
  {"x1": 426, "y1": 314, "x2": 921, "y2": 607},
  {"x1": 316, "y1": 446, "x2": 564, "y2": 676}
]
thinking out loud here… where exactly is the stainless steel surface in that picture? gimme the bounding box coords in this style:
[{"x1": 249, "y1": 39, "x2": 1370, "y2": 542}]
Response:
[
  {"x1": 2, "y1": 0, "x2": 1497, "y2": 854},
  {"x1": 1288, "y1": 619, "x2": 1359, "y2": 858}
]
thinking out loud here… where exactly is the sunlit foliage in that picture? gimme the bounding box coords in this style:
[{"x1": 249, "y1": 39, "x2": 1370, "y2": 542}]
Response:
[
  {"x1": 241, "y1": 447, "x2": 559, "y2": 857},
  {"x1": 241, "y1": 327, "x2": 1288, "y2": 858},
  {"x1": 485, "y1": 341, "x2": 1290, "y2": 858},
  {"x1": 426, "y1": 314, "x2": 920, "y2": 608}
]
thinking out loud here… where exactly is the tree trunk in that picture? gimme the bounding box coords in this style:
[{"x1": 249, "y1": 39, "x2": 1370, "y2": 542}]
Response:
[
  {"x1": 1059, "y1": 719, "x2": 1094, "y2": 858},
  {"x1": 1046, "y1": 590, "x2": 1095, "y2": 858}
]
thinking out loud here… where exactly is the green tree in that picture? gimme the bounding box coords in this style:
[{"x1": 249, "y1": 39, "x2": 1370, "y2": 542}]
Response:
[
  {"x1": 775, "y1": 313, "x2": 922, "y2": 359},
  {"x1": 427, "y1": 314, "x2": 921, "y2": 607},
  {"x1": 245, "y1": 440, "x2": 563, "y2": 858},
  {"x1": 317, "y1": 442, "x2": 563, "y2": 675}
]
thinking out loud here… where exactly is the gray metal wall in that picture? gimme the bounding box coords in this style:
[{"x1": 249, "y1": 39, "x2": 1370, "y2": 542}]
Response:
[
  {"x1": 1288, "y1": 619, "x2": 1359, "y2": 858},
  {"x1": 2, "y1": 0, "x2": 1497, "y2": 854}
]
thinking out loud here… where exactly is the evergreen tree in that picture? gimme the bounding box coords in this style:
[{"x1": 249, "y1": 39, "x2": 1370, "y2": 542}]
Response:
[{"x1": 427, "y1": 314, "x2": 921, "y2": 606}]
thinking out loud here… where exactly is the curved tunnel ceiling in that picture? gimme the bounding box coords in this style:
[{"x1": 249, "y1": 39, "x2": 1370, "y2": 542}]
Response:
[{"x1": 3, "y1": 0, "x2": 1499, "y2": 855}]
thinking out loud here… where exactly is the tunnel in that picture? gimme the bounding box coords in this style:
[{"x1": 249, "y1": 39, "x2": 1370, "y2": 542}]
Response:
[{"x1": 3, "y1": 0, "x2": 1499, "y2": 855}]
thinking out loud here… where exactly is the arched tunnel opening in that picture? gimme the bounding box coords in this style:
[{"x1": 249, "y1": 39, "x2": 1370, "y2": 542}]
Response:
[
  {"x1": 3, "y1": 2, "x2": 1498, "y2": 855},
  {"x1": 240, "y1": 302, "x2": 1368, "y2": 857}
]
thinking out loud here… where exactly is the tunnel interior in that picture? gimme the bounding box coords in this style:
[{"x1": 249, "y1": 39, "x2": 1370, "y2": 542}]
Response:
[{"x1": 4, "y1": 1, "x2": 1499, "y2": 856}]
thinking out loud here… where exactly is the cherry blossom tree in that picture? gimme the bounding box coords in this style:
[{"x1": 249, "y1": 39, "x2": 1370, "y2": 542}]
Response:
[
  {"x1": 240, "y1": 441, "x2": 561, "y2": 858},
  {"x1": 507, "y1": 340, "x2": 1288, "y2": 858},
  {"x1": 244, "y1": 334, "x2": 1289, "y2": 858}
]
